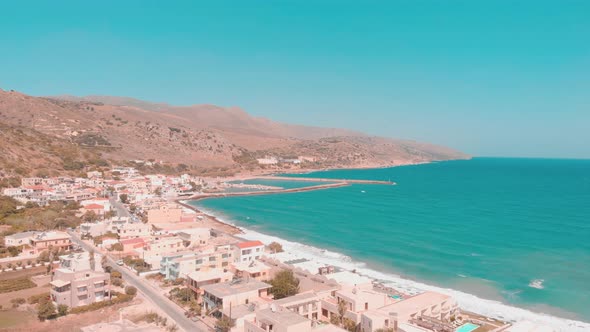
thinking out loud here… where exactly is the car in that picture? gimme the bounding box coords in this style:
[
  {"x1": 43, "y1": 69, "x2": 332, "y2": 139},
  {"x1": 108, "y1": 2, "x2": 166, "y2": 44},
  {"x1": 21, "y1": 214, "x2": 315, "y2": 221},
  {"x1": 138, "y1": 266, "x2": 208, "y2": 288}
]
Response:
[{"x1": 116, "y1": 260, "x2": 124, "y2": 266}]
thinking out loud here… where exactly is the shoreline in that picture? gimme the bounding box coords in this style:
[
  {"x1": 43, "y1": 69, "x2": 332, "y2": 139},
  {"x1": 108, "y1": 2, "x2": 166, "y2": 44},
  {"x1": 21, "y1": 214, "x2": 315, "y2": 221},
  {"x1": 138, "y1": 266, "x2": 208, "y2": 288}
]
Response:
[
  {"x1": 179, "y1": 200, "x2": 590, "y2": 331},
  {"x1": 174, "y1": 167, "x2": 590, "y2": 331}
]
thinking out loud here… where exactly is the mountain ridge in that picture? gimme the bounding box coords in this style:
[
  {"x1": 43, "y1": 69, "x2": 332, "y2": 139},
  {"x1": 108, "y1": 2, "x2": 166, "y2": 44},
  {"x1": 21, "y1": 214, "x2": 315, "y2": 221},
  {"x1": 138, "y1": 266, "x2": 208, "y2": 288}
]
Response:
[{"x1": 0, "y1": 89, "x2": 469, "y2": 179}]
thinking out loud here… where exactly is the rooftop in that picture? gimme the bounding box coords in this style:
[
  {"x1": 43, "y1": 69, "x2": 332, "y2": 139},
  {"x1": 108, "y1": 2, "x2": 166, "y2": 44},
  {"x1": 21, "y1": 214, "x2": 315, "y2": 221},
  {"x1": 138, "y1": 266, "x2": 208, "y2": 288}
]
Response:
[
  {"x1": 202, "y1": 279, "x2": 271, "y2": 298},
  {"x1": 187, "y1": 269, "x2": 233, "y2": 283},
  {"x1": 273, "y1": 291, "x2": 320, "y2": 307},
  {"x1": 236, "y1": 240, "x2": 264, "y2": 249},
  {"x1": 257, "y1": 308, "x2": 310, "y2": 326}
]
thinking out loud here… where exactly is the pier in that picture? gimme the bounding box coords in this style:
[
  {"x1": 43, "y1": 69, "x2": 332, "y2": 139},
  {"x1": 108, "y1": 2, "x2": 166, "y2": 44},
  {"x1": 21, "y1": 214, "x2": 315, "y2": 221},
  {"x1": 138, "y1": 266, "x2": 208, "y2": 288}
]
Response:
[
  {"x1": 261, "y1": 176, "x2": 395, "y2": 185},
  {"x1": 186, "y1": 176, "x2": 394, "y2": 201}
]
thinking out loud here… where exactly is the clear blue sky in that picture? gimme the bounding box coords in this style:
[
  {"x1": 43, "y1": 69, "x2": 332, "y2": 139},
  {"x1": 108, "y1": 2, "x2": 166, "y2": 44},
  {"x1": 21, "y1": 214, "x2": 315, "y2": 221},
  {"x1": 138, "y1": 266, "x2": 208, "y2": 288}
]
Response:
[{"x1": 1, "y1": 1, "x2": 589, "y2": 158}]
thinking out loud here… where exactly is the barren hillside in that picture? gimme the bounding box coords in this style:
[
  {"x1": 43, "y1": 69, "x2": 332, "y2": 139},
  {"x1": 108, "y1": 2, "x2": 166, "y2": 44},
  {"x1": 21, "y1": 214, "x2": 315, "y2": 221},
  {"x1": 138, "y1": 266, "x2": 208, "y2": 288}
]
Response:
[{"x1": 0, "y1": 89, "x2": 469, "y2": 178}]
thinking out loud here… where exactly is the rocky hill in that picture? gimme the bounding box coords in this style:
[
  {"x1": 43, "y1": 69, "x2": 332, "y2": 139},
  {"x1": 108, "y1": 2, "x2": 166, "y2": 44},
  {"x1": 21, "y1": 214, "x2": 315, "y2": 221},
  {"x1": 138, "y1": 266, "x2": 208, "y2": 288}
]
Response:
[{"x1": 0, "y1": 89, "x2": 469, "y2": 179}]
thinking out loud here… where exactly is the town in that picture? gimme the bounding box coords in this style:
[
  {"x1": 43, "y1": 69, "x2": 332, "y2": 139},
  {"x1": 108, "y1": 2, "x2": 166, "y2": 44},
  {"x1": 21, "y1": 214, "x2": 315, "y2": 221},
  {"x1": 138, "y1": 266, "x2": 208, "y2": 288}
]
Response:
[{"x1": 0, "y1": 166, "x2": 552, "y2": 332}]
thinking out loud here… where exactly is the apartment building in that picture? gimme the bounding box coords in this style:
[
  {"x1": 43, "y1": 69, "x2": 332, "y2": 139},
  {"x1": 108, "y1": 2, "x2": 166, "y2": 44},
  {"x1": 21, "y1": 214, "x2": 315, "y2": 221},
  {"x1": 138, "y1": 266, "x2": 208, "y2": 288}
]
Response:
[{"x1": 50, "y1": 252, "x2": 110, "y2": 308}]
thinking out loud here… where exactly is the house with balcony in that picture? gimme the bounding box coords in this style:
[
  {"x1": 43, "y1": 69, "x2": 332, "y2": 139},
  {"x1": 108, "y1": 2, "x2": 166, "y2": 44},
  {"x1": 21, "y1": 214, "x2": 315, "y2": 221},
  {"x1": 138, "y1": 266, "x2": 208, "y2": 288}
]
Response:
[
  {"x1": 201, "y1": 279, "x2": 272, "y2": 312},
  {"x1": 50, "y1": 252, "x2": 110, "y2": 308},
  {"x1": 159, "y1": 251, "x2": 197, "y2": 280},
  {"x1": 231, "y1": 260, "x2": 272, "y2": 281},
  {"x1": 244, "y1": 307, "x2": 312, "y2": 332},
  {"x1": 235, "y1": 240, "x2": 265, "y2": 263},
  {"x1": 186, "y1": 269, "x2": 233, "y2": 299},
  {"x1": 359, "y1": 291, "x2": 459, "y2": 332},
  {"x1": 30, "y1": 231, "x2": 72, "y2": 254},
  {"x1": 273, "y1": 292, "x2": 323, "y2": 322}
]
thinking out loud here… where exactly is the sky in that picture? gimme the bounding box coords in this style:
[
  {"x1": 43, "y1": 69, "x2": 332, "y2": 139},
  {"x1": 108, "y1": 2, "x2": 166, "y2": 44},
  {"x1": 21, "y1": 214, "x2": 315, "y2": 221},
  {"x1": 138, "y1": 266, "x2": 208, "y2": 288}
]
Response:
[{"x1": 1, "y1": 1, "x2": 589, "y2": 158}]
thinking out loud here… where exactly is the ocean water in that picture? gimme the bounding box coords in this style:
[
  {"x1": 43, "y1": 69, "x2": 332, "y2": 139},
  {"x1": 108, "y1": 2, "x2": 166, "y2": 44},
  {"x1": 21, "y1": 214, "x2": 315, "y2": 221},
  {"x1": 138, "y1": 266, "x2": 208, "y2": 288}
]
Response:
[{"x1": 190, "y1": 158, "x2": 590, "y2": 329}]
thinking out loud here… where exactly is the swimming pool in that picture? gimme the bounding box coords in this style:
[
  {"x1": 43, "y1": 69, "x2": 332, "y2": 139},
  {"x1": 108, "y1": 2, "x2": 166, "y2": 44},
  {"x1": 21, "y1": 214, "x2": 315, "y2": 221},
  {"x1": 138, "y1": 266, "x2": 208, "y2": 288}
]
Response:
[{"x1": 456, "y1": 323, "x2": 479, "y2": 332}]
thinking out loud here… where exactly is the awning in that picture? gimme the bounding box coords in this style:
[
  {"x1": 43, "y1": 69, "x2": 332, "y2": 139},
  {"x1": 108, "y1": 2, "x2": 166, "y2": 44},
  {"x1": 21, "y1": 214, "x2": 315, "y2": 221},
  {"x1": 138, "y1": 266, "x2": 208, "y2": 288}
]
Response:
[{"x1": 50, "y1": 279, "x2": 71, "y2": 288}]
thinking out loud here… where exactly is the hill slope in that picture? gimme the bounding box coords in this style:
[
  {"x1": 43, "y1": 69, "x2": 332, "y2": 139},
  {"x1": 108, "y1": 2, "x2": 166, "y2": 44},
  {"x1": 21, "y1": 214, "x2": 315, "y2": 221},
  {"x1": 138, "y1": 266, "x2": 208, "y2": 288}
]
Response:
[{"x1": 0, "y1": 89, "x2": 469, "y2": 178}]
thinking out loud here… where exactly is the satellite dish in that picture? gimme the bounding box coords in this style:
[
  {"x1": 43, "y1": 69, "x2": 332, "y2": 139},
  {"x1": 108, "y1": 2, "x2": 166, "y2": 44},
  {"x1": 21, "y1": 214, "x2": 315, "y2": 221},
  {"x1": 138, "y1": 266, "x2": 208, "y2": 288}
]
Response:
[{"x1": 270, "y1": 304, "x2": 277, "y2": 312}]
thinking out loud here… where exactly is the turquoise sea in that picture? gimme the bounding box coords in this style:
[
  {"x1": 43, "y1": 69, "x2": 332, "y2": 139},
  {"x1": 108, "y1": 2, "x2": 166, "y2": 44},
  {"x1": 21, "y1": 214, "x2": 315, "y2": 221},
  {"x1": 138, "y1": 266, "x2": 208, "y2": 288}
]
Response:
[{"x1": 191, "y1": 158, "x2": 590, "y2": 323}]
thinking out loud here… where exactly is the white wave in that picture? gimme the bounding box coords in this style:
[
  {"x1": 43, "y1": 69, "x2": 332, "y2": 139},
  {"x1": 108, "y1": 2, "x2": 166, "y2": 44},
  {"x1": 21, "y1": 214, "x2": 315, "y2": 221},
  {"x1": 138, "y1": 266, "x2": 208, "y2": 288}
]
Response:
[
  {"x1": 529, "y1": 279, "x2": 545, "y2": 290},
  {"x1": 196, "y1": 206, "x2": 590, "y2": 332}
]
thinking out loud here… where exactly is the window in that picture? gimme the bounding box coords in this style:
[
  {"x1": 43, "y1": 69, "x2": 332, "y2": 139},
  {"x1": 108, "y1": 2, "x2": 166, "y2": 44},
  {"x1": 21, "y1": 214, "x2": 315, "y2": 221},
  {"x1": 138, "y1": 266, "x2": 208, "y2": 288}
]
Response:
[
  {"x1": 365, "y1": 302, "x2": 368, "y2": 310},
  {"x1": 209, "y1": 256, "x2": 216, "y2": 262},
  {"x1": 242, "y1": 249, "x2": 252, "y2": 255}
]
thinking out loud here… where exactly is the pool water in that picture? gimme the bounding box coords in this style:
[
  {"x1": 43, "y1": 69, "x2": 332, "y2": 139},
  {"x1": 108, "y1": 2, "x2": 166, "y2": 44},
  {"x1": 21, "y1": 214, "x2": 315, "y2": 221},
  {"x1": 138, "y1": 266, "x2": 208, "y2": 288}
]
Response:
[{"x1": 456, "y1": 323, "x2": 479, "y2": 332}]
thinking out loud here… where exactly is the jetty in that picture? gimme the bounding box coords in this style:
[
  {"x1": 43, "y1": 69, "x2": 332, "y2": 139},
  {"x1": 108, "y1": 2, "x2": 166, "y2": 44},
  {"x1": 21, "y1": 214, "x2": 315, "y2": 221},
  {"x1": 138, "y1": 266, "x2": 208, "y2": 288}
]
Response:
[
  {"x1": 261, "y1": 176, "x2": 395, "y2": 185},
  {"x1": 185, "y1": 176, "x2": 394, "y2": 201}
]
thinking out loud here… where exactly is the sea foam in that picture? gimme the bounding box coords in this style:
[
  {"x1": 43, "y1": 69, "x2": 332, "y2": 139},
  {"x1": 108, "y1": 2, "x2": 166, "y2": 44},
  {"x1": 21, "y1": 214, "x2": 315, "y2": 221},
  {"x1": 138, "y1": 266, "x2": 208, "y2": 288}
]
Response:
[{"x1": 196, "y1": 205, "x2": 590, "y2": 332}]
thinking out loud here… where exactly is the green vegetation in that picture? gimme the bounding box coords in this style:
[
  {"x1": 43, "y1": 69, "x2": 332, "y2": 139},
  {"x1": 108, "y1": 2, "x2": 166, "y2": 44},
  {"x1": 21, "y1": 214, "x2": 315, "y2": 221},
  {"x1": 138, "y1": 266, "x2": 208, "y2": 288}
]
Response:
[
  {"x1": 268, "y1": 241, "x2": 284, "y2": 253},
  {"x1": 269, "y1": 270, "x2": 300, "y2": 299},
  {"x1": 69, "y1": 292, "x2": 134, "y2": 314},
  {"x1": 37, "y1": 297, "x2": 57, "y2": 321},
  {"x1": 10, "y1": 297, "x2": 26, "y2": 308},
  {"x1": 0, "y1": 196, "x2": 83, "y2": 234},
  {"x1": 123, "y1": 257, "x2": 149, "y2": 272},
  {"x1": 0, "y1": 276, "x2": 36, "y2": 294},
  {"x1": 28, "y1": 292, "x2": 50, "y2": 304},
  {"x1": 125, "y1": 285, "x2": 137, "y2": 296},
  {"x1": 57, "y1": 304, "x2": 69, "y2": 316},
  {"x1": 215, "y1": 316, "x2": 235, "y2": 332},
  {"x1": 119, "y1": 193, "x2": 129, "y2": 204}
]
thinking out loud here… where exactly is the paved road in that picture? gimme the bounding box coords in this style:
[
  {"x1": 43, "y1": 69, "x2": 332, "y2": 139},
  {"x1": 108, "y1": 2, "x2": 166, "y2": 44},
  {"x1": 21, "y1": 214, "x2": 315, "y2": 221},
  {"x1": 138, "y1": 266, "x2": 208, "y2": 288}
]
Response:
[
  {"x1": 68, "y1": 230, "x2": 210, "y2": 332},
  {"x1": 110, "y1": 197, "x2": 131, "y2": 218}
]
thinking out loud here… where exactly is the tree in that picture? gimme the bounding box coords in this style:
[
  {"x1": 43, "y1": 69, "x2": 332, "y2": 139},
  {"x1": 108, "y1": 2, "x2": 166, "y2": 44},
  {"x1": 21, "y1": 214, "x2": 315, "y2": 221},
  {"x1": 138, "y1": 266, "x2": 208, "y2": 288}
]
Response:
[
  {"x1": 119, "y1": 194, "x2": 129, "y2": 204},
  {"x1": 338, "y1": 299, "x2": 348, "y2": 325},
  {"x1": 57, "y1": 304, "x2": 68, "y2": 316},
  {"x1": 37, "y1": 297, "x2": 57, "y2": 321},
  {"x1": 110, "y1": 242, "x2": 124, "y2": 251},
  {"x1": 82, "y1": 210, "x2": 98, "y2": 223},
  {"x1": 125, "y1": 286, "x2": 137, "y2": 296},
  {"x1": 7, "y1": 246, "x2": 21, "y2": 257},
  {"x1": 215, "y1": 316, "x2": 235, "y2": 332},
  {"x1": 105, "y1": 210, "x2": 117, "y2": 219},
  {"x1": 89, "y1": 249, "x2": 96, "y2": 270},
  {"x1": 269, "y1": 270, "x2": 299, "y2": 299},
  {"x1": 268, "y1": 242, "x2": 283, "y2": 253}
]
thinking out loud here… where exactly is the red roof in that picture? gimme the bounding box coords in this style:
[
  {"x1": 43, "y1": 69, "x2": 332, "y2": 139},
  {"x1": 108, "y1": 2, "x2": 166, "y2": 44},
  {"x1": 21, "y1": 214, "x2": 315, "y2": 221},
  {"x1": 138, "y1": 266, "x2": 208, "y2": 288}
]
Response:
[
  {"x1": 85, "y1": 204, "x2": 104, "y2": 209},
  {"x1": 236, "y1": 240, "x2": 264, "y2": 249},
  {"x1": 120, "y1": 238, "x2": 145, "y2": 245}
]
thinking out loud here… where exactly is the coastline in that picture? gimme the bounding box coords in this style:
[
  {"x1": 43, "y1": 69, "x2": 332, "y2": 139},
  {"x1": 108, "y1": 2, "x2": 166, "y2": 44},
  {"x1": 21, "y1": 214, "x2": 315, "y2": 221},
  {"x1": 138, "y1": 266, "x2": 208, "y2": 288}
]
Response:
[
  {"x1": 175, "y1": 163, "x2": 590, "y2": 332},
  {"x1": 179, "y1": 200, "x2": 590, "y2": 331}
]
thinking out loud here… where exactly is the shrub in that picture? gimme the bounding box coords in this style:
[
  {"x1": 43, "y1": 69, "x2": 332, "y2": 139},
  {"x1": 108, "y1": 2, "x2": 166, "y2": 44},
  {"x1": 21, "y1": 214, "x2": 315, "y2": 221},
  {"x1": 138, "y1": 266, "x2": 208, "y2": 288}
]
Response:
[
  {"x1": 28, "y1": 293, "x2": 50, "y2": 304},
  {"x1": 11, "y1": 297, "x2": 26, "y2": 308},
  {"x1": 268, "y1": 241, "x2": 283, "y2": 253},
  {"x1": 269, "y1": 270, "x2": 300, "y2": 299},
  {"x1": 57, "y1": 304, "x2": 69, "y2": 316},
  {"x1": 69, "y1": 293, "x2": 134, "y2": 314},
  {"x1": 111, "y1": 277, "x2": 123, "y2": 287},
  {"x1": 37, "y1": 297, "x2": 57, "y2": 321},
  {"x1": 215, "y1": 316, "x2": 235, "y2": 332},
  {"x1": 125, "y1": 286, "x2": 137, "y2": 296}
]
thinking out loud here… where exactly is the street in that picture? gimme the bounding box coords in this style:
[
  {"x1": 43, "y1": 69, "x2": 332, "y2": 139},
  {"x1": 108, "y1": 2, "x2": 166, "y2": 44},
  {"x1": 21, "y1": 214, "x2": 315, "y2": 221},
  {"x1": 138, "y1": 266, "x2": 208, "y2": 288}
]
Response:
[{"x1": 68, "y1": 230, "x2": 211, "y2": 332}]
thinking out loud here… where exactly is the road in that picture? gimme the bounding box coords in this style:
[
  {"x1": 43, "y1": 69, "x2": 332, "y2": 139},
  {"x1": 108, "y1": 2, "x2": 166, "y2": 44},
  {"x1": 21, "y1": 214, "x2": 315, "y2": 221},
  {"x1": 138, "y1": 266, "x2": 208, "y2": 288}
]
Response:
[
  {"x1": 67, "y1": 230, "x2": 210, "y2": 332},
  {"x1": 110, "y1": 197, "x2": 131, "y2": 218}
]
